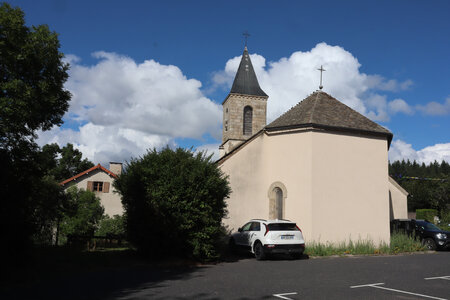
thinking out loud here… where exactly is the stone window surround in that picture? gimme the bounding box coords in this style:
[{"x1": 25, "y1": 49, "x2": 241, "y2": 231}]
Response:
[{"x1": 268, "y1": 181, "x2": 287, "y2": 220}]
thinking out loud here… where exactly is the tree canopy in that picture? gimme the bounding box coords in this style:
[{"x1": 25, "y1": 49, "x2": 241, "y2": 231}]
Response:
[
  {"x1": 389, "y1": 160, "x2": 449, "y2": 214},
  {"x1": 39, "y1": 143, "x2": 94, "y2": 182},
  {"x1": 114, "y1": 147, "x2": 230, "y2": 260},
  {"x1": 0, "y1": 2, "x2": 71, "y2": 260},
  {"x1": 0, "y1": 2, "x2": 70, "y2": 148}
]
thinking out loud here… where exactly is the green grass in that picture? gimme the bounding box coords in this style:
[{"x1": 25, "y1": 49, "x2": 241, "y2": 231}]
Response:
[{"x1": 305, "y1": 233, "x2": 425, "y2": 257}]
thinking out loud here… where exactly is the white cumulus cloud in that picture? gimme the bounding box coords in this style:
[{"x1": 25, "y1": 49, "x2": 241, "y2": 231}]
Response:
[
  {"x1": 38, "y1": 52, "x2": 222, "y2": 165},
  {"x1": 213, "y1": 42, "x2": 415, "y2": 123},
  {"x1": 416, "y1": 97, "x2": 450, "y2": 116},
  {"x1": 388, "y1": 99, "x2": 414, "y2": 115},
  {"x1": 389, "y1": 140, "x2": 450, "y2": 164}
]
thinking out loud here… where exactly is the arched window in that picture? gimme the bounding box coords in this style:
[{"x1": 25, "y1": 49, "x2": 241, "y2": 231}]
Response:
[
  {"x1": 275, "y1": 187, "x2": 283, "y2": 219},
  {"x1": 243, "y1": 106, "x2": 253, "y2": 136},
  {"x1": 268, "y1": 182, "x2": 287, "y2": 220}
]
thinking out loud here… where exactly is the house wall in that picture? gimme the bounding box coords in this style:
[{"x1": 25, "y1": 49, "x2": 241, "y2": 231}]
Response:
[
  {"x1": 310, "y1": 131, "x2": 390, "y2": 245},
  {"x1": 220, "y1": 130, "x2": 314, "y2": 241},
  {"x1": 64, "y1": 169, "x2": 123, "y2": 216},
  {"x1": 220, "y1": 129, "x2": 391, "y2": 246},
  {"x1": 388, "y1": 176, "x2": 408, "y2": 220},
  {"x1": 220, "y1": 134, "x2": 269, "y2": 232},
  {"x1": 264, "y1": 130, "x2": 313, "y2": 242}
]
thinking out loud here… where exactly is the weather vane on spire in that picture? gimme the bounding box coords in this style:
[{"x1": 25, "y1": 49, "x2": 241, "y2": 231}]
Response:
[
  {"x1": 317, "y1": 65, "x2": 326, "y2": 90},
  {"x1": 243, "y1": 30, "x2": 250, "y2": 47}
]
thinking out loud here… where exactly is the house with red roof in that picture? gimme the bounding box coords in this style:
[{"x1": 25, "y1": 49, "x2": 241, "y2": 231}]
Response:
[{"x1": 60, "y1": 162, "x2": 124, "y2": 216}]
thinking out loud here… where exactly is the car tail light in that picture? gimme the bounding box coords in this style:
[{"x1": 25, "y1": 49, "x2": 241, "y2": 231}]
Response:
[
  {"x1": 264, "y1": 224, "x2": 269, "y2": 236},
  {"x1": 266, "y1": 244, "x2": 275, "y2": 248},
  {"x1": 296, "y1": 225, "x2": 302, "y2": 233}
]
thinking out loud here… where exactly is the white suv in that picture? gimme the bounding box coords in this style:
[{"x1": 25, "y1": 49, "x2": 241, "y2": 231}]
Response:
[{"x1": 229, "y1": 219, "x2": 305, "y2": 260}]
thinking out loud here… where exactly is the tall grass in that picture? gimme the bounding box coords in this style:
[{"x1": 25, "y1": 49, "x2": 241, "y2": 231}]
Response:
[{"x1": 305, "y1": 233, "x2": 424, "y2": 257}]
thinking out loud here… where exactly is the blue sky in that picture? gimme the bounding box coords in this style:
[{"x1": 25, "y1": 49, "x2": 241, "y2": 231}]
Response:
[{"x1": 8, "y1": 0, "x2": 449, "y2": 164}]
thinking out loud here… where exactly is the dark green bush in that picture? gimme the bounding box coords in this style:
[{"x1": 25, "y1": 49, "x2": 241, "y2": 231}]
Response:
[
  {"x1": 114, "y1": 147, "x2": 230, "y2": 260},
  {"x1": 96, "y1": 215, "x2": 126, "y2": 237},
  {"x1": 416, "y1": 209, "x2": 438, "y2": 223},
  {"x1": 59, "y1": 187, "x2": 104, "y2": 240}
]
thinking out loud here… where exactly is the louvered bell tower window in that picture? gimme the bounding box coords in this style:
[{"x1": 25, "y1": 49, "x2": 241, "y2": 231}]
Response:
[{"x1": 243, "y1": 106, "x2": 253, "y2": 136}]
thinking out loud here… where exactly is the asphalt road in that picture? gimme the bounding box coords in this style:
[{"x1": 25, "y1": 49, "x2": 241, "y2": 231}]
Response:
[{"x1": 3, "y1": 252, "x2": 450, "y2": 299}]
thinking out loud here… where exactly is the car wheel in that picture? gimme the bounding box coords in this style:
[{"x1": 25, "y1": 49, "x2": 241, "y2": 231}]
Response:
[
  {"x1": 254, "y1": 242, "x2": 266, "y2": 260},
  {"x1": 423, "y1": 238, "x2": 437, "y2": 250},
  {"x1": 291, "y1": 253, "x2": 302, "y2": 260}
]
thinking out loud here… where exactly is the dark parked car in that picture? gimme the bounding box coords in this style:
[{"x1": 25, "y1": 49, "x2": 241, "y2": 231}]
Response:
[{"x1": 390, "y1": 219, "x2": 450, "y2": 250}]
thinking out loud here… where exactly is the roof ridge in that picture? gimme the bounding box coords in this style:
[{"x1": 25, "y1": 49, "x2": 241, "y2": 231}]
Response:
[
  {"x1": 309, "y1": 91, "x2": 322, "y2": 123},
  {"x1": 60, "y1": 163, "x2": 118, "y2": 186}
]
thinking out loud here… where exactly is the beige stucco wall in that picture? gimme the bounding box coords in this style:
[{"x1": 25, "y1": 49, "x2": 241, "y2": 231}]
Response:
[
  {"x1": 220, "y1": 133, "x2": 270, "y2": 232},
  {"x1": 310, "y1": 131, "x2": 390, "y2": 245},
  {"x1": 388, "y1": 176, "x2": 408, "y2": 220},
  {"x1": 64, "y1": 169, "x2": 123, "y2": 216},
  {"x1": 220, "y1": 129, "x2": 391, "y2": 245},
  {"x1": 220, "y1": 129, "x2": 313, "y2": 241}
]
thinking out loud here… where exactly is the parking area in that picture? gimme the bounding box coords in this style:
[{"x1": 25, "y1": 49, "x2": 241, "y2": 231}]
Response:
[
  {"x1": 2, "y1": 251, "x2": 450, "y2": 299},
  {"x1": 134, "y1": 252, "x2": 450, "y2": 300}
]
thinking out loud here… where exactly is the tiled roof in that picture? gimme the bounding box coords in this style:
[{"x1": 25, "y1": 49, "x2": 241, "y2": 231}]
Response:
[
  {"x1": 266, "y1": 91, "x2": 393, "y2": 143},
  {"x1": 229, "y1": 47, "x2": 268, "y2": 97},
  {"x1": 59, "y1": 164, "x2": 117, "y2": 186}
]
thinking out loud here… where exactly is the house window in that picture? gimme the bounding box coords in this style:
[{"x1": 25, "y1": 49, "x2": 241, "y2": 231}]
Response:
[
  {"x1": 225, "y1": 120, "x2": 228, "y2": 131},
  {"x1": 87, "y1": 181, "x2": 110, "y2": 193},
  {"x1": 243, "y1": 106, "x2": 253, "y2": 135},
  {"x1": 93, "y1": 181, "x2": 103, "y2": 192}
]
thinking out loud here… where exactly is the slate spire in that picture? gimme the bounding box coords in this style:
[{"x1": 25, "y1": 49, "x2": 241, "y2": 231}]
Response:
[{"x1": 230, "y1": 47, "x2": 267, "y2": 97}]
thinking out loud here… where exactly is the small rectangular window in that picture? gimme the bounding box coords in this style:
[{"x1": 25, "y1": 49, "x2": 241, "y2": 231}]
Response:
[{"x1": 93, "y1": 181, "x2": 103, "y2": 192}]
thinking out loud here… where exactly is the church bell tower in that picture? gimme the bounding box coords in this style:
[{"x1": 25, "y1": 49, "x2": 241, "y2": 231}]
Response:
[{"x1": 219, "y1": 47, "x2": 268, "y2": 157}]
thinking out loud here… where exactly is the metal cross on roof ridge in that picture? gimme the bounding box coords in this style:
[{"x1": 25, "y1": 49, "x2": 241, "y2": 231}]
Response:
[
  {"x1": 243, "y1": 30, "x2": 250, "y2": 47},
  {"x1": 317, "y1": 65, "x2": 326, "y2": 90}
]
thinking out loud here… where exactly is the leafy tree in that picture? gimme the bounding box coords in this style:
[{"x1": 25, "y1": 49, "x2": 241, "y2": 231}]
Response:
[
  {"x1": 96, "y1": 215, "x2": 126, "y2": 237},
  {"x1": 0, "y1": 3, "x2": 70, "y2": 147},
  {"x1": 114, "y1": 147, "x2": 230, "y2": 260},
  {"x1": 389, "y1": 160, "x2": 449, "y2": 215},
  {"x1": 0, "y1": 2, "x2": 71, "y2": 259},
  {"x1": 40, "y1": 143, "x2": 94, "y2": 181},
  {"x1": 59, "y1": 186, "x2": 104, "y2": 239},
  {"x1": 30, "y1": 175, "x2": 67, "y2": 245}
]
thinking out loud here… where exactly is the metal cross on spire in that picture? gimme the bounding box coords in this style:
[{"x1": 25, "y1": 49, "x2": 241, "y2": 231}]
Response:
[
  {"x1": 243, "y1": 30, "x2": 250, "y2": 47},
  {"x1": 317, "y1": 65, "x2": 326, "y2": 90}
]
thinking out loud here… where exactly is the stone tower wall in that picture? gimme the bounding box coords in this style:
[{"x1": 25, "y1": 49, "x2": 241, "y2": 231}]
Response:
[{"x1": 222, "y1": 93, "x2": 267, "y2": 144}]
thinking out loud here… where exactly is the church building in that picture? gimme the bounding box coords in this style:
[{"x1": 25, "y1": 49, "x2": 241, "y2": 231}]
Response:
[{"x1": 218, "y1": 47, "x2": 408, "y2": 245}]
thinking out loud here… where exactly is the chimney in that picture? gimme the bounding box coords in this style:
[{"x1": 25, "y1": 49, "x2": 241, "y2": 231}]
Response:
[{"x1": 109, "y1": 162, "x2": 123, "y2": 176}]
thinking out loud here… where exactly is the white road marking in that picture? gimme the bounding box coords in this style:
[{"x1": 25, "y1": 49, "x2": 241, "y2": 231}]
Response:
[
  {"x1": 425, "y1": 276, "x2": 450, "y2": 281},
  {"x1": 350, "y1": 282, "x2": 448, "y2": 300},
  {"x1": 350, "y1": 283, "x2": 385, "y2": 288},
  {"x1": 273, "y1": 292, "x2": 298, "y2": 299}
]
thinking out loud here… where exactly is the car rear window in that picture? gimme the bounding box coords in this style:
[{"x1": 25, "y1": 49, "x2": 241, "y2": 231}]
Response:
[{"x1": 268, "y1": 223, "x2": 298, "y2": 231}]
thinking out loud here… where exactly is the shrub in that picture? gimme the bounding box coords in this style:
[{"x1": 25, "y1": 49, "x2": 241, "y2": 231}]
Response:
[
  {"x1": 59, "y1": 187, "x2": 104, "y2": 240},
  {"x1": 114, "y1": 147, "x2": 230, "y2": 261},
  {"x1": 439, "y1": 211, "x2": 450, "y2": 231},
  {"x1": 96, "y1": 215, "x2": 126, "y2": 237},
  {"x1": 416, "y1": 209, "x2": 438, "y2": 223}
]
